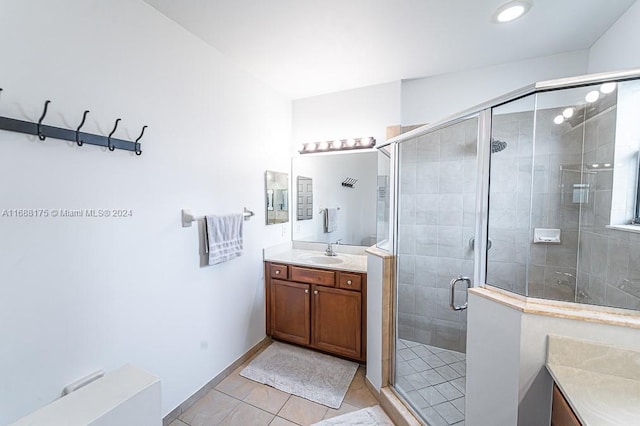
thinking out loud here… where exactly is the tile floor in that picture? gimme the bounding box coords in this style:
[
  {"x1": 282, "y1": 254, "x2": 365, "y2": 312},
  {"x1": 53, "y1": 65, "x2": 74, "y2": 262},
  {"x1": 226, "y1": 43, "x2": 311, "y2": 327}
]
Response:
[
  {"x1": 395, "y1": 339, "x2": 466, "y2": 426},
  {"x1": 169, "y1": 344, "x2": 380, "y2": 426}
]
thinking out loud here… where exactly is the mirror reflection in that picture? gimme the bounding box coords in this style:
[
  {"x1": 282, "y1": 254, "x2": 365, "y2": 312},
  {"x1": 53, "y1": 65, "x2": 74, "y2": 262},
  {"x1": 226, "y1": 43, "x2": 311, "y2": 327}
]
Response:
[
  {"x1": 292, "y1": 151, "x2": 377, "y2": 246},
  {"x1": 265, "y1": 170, "x2": 289, "y2": 225}
]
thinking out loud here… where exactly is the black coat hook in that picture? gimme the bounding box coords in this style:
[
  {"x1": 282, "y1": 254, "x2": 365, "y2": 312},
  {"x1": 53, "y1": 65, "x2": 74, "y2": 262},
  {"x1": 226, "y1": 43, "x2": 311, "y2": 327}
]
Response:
[
  {"x1": 134, "y1": 125, "x2": 147, "y2": 156},
  {"x1": 75, "y1": 110, "x2": 90, "y2": 147},
  {"x1": 37, "y1": 100, "x2": 51, "y2": 141},
  {"x1": 107, "y1": 118, "x2": 121, "y2": 151}
]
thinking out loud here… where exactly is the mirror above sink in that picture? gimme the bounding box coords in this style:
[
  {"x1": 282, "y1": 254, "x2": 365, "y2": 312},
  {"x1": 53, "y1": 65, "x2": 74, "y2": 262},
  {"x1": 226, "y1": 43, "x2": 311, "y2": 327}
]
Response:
[{"x1": 292, "y1": 151, "x2": 377, "y2": 246}]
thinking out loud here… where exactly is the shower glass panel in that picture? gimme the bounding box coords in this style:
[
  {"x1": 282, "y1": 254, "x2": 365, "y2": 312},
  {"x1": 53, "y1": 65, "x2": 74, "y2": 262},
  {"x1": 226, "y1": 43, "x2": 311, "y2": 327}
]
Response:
[
  {"x1": 487, "y1": 95, "x2": 536, "y2": 294},
  {"x1": 487, "y1": 77, "x2": 640, "y2": 310},
  {"x1": 395, "y1": 116, "x2": 477, "y2": 426}
]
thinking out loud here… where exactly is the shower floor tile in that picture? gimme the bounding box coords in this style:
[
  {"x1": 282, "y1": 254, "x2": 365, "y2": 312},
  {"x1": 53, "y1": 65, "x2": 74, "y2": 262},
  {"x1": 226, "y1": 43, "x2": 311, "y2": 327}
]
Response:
[{"x1": 396, "y1": 339, "x2": 466, "y2": 425}]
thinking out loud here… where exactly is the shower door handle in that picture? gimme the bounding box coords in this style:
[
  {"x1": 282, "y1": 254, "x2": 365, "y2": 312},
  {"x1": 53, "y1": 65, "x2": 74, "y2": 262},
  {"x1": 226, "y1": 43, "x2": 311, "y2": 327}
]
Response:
[{"x1": 449, "y1": 276, "x2": 471, "y2": 311}]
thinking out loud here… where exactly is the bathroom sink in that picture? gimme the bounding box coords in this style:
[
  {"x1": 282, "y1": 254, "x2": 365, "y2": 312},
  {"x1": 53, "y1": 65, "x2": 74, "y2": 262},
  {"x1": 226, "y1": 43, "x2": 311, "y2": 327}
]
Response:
[{"x1": 301, "y1": 255, "x2": 345, "y2": 265}]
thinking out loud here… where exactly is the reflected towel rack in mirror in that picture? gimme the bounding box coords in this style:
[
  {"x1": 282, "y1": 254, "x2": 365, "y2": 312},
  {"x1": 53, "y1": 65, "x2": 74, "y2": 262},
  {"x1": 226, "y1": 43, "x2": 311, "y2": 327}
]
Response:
[{"x1": 181, "y1": 207, "x2": 254, "y2": 227}]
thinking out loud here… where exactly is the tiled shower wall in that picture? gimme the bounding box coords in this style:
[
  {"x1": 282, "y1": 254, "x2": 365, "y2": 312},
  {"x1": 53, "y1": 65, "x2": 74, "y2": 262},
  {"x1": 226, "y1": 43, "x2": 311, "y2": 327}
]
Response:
[
  {"x1": 397, "y1": 118, "x2": 478, "y2": 353},
  {"x1": 489, "y1": 91, "x2": 640, "y2": 311}
]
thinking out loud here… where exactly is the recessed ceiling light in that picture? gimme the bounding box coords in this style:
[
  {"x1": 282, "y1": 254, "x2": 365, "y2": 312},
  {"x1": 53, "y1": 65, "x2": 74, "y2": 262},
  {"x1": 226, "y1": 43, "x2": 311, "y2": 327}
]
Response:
[
  {"x1": 494, "y1": 1, "x2": 531, "y2": 23},
  {"x1": 562, "y1": 107, "x2": 574, "y2": 118},
  {"x1": 585, "y1": 90, "x2": 600, "y2": 103},
  {"x1": 600, "y1": 82, "x2": 617, "y2": 94}
]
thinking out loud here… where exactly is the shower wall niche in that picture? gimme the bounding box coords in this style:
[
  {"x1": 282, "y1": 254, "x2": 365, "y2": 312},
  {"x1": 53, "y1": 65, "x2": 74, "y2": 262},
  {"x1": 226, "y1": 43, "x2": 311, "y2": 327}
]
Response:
[{"x1": 487, "y1": 79, "x2": 640, "y2": 311}]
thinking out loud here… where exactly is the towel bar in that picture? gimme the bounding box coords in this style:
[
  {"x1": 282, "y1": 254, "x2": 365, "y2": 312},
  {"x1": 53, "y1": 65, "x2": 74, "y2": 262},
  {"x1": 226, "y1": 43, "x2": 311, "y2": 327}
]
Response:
[{"x1": 181, "y1": 207, "x2": 254, "y2": 227}]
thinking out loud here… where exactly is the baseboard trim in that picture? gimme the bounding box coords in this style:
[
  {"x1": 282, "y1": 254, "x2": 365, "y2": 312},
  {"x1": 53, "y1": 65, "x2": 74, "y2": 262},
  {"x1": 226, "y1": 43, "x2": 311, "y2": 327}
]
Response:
[
  {"x1": 364, "y1": 377, "x2": 422, "y2": 426},
  {"x1": 162, "y1": 336, "x2": 271, "y2": 426}
]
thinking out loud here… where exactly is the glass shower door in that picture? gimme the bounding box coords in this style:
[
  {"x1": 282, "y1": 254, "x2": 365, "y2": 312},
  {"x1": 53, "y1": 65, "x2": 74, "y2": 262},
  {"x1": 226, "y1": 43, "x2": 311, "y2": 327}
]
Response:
[{"x1": 394, "y1": 116, "x2": 478, "y2": 426}]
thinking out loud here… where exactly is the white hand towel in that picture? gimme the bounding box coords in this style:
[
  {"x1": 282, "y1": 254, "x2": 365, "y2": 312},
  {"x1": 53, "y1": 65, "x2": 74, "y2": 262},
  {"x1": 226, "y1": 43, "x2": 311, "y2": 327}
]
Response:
[
  {"x1": 205, "y1": 214, "x2": 244, "y2": 265},
  {"x1": 324, "y1": 208, "x2": 338, "y2": 233}
]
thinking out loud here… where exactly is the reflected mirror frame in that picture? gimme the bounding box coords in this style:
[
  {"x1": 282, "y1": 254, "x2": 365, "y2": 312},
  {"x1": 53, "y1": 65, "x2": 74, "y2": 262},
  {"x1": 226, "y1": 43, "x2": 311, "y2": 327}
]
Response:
[{"x1": 265, "y1": 170, "x2": 290, "y2": 225}]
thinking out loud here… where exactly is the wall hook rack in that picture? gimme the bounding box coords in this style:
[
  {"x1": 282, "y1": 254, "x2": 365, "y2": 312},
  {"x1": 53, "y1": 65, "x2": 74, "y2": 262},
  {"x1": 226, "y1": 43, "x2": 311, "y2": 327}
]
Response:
[
  {"x1": 341, "y1": 177, "x2": 358, "y2": 188},
  {"x1": 0, "y1": 87, "x2": 147, "y2": 155}
]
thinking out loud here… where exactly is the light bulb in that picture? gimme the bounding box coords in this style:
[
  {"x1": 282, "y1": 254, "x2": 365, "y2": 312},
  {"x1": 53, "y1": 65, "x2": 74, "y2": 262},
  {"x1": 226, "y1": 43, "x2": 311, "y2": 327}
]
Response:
[
  {"x1": 493, "y1": 1, "x2": 531, "y2": 23},
  {"x1": 562, "y1": 108, "x2": 574, "y2": 119},
  {"x1": 604, "y1": 163, "x2": 612, "y2": 167},
  {"x1": 331, "y1": 140, "x2": 342, "y2": 149},
  {"x1": 346, "y1": 138, "x2": 356, "y2": 147},
  {"x1": 600, "y1": 82, "x2": 617, "y2": 94},
  {"x1": 553, "y1": 115, "x2": 565, "y2": 125},
  {"x1": 318, "y1": 141, "x2": 329, "y2": 150},
  {"x1": 306, "y1": 143, "x2": 316, "y2": 151},
  {"x1": 592, "y1": 164, "x2": 599, "y2": 168},
  {"x1": 585, "y1": 90, "x2": 600, "y2": 103}
]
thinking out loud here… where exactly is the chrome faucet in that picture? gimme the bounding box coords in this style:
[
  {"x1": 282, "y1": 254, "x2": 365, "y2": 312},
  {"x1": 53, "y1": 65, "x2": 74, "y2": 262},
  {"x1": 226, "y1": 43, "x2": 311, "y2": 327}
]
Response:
[{"x1": 325, "y1": 239, "x2": 342, "y2": 256}]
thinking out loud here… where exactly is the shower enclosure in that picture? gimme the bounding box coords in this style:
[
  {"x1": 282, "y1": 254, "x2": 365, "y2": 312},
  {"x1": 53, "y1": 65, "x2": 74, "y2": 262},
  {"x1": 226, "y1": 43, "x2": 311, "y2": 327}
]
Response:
[{"x1": 381, "y1": 69, "x2": 640, "y2": 425}]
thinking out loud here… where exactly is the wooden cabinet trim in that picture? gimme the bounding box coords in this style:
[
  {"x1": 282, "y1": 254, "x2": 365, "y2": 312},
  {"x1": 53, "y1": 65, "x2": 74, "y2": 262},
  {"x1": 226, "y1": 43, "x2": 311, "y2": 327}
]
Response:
[
  {"x1": 290, "y1": 265, "x2": 336, "y2": 287},
  {"x1": 270, "y1": 263, "x2": 289, "y2": 279},
  {"x1": 338, "y1": 272, "x2": 362, "y2": 291}
]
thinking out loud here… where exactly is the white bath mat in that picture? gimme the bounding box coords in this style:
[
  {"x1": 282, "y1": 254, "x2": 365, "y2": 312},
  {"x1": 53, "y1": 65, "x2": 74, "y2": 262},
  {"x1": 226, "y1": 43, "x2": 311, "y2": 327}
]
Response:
[
  {"x1": 312, "y1": 406, "x2": 394, "y2": 425},
  {"x1": 240, "y1": 341, "x2": 358, "y2": 408}
]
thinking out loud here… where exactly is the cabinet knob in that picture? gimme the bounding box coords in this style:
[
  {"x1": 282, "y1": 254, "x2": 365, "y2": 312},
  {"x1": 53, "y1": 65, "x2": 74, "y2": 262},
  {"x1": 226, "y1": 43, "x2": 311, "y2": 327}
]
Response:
[
  {"x1": 275, "y1": 270, "x2": 280, "y2": 275},
  {"x1": 314, "y1": 290, "x2": 318, "y2": 295},
  {"x1": 347, "y1": 280, "x2": 352, "y2": 285},
  {"x1": 304, "y1": 289, "x2": 309, "y2": 294}
]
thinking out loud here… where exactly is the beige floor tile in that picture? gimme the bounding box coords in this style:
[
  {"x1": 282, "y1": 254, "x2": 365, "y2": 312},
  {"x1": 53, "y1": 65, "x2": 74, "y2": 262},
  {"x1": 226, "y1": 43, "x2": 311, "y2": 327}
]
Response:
[
  {"x1": 322, "y1": 402, "x2": 360, "y2": 419},
  {"x1": 216, "y1": 370, "x2": 261, "y2": 399},
  {"x1": 278, "y1": 395, "x2": 328, "y2": 426},
  {"x1": 168, "y1": 420, "x2": 188, "y2": 426},
  {"x1": 179, "y1": 389, "x2": 240, "y2": 426},
  {"x1": 269, "y1": 417, "x2": 299, "y2": 426},
  {"x1": 219, "y1": 401, "x2": 275, "y2": 425},
  {"x1": 348, "y1": 373, "x2": 366, "y2": 391},
  {"x1": 343, "y1": 383, "x2": 378, "y2": 408},
  {"x1": 243, "y1": 384, "x2": 291, "y2": 414}
]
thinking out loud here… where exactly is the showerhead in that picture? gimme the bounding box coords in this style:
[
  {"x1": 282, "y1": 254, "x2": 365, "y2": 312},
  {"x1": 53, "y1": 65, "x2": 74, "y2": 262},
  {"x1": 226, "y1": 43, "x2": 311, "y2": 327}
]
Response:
[{"x1": 491, "y1": 138, "x2": 507, "y2": 153}]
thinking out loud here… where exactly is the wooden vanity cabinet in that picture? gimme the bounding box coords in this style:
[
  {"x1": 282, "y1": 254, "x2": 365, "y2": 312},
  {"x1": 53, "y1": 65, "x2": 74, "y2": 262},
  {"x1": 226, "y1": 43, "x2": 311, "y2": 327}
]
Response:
[
  {"x1": 265, "y1": 261, "x2": 366, "y2": 362},
  {"x1": 551, "y1": 384, "x2": 582, "y2": 426}
]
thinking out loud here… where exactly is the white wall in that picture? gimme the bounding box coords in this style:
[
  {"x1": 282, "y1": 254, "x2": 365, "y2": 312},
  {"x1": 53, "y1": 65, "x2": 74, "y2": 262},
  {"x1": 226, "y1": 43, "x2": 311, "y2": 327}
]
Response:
[
  {"x1": 588, "y1": 0, "x2": 640, "y2": 73},
  {"x1": 0, "y1": 1, "x2": 291, "y2": 423},
  {"x1": 466, "y1": 293, "x2": 522, "y2": 426},
  {"x1": 401, "y1": 51, "x2": 589, "y2": 126},
  {"x1": 292, "y1": 81, "x2": 401, "y2": 149}
]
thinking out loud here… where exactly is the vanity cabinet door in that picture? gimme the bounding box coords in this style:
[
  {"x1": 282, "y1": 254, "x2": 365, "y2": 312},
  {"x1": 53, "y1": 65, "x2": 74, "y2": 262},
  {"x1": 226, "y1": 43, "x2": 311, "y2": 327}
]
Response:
[
  {"x1": 551, "y1": 384, "x2": 582, "y2": 426},
  {"x1": 312, "y1": 285, "x2": 361, "y2": 359},
  {"x1": 271, "y1": 280, "x2": 311, "y2": 346}
]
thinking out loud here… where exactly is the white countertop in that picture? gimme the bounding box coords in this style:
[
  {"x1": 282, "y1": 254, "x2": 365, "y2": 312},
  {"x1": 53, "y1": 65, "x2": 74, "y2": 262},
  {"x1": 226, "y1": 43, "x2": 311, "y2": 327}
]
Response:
[
  {"x1": 546, "y1": 335, "x2": 640, "y2": 426},
  {"x1": 264, "y1": 248, "x2": 367, "y2": 273},
  {"x1": 547, "y1": 364, "x2": 640, "y2": 425}
]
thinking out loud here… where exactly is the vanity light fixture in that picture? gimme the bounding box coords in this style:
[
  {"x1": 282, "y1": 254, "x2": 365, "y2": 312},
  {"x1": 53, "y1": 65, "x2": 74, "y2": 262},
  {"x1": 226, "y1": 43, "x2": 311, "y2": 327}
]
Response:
[
  {"x1": 299, "y1": 137, "x2": 376, "y2": 154},
  {"x1": 493, "y1": 0, "x2": 531, "y2": 23}
]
